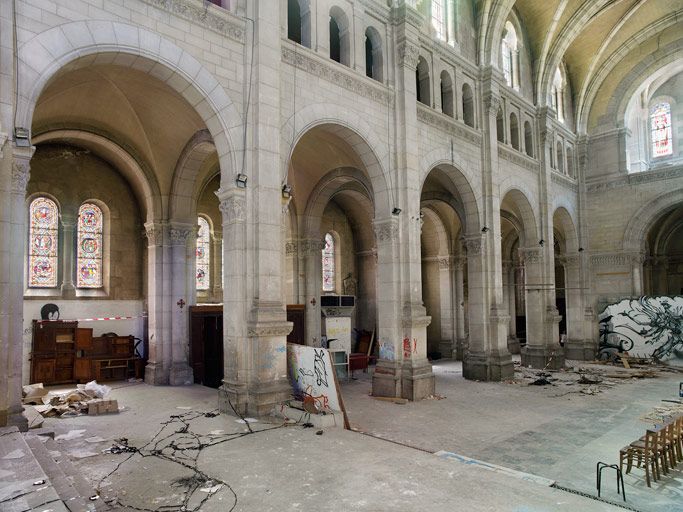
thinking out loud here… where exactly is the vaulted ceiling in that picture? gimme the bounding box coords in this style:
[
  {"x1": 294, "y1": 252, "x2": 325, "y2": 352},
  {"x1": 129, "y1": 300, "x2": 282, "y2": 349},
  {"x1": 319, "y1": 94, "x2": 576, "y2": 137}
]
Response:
[{"x1": 477, "y1": 0, "x2": 683, "y2": 133}]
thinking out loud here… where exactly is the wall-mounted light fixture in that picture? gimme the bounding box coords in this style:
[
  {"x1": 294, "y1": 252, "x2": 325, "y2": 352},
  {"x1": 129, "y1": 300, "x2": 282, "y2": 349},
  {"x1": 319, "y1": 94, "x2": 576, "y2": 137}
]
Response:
[
  {"x1": 481, "y1": 226, "x2": 489, "y2": 233},
  {"x1": 235, "y1": 173, "x2": 248, "y2": 188},
  {"x1": 392, "y1": 207, "x2": 402, "y2": 216},
  {"x1": 578, "y1": 247, "x2": 584, "y2": 252},
  {"x1": 281, "y1": 184, "x2": 292, "y2": 198},
  {"x1": 539, "y1": 239, "x2": 545, "y2": 246}
]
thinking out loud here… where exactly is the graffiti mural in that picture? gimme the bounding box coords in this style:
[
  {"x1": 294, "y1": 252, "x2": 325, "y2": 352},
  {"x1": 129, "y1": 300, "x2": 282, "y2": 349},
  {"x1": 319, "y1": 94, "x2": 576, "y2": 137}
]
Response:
[
  {"x1": 599, "y1": 296, "x2": 683, "y2": 366},
  {"x1": 286, "y1": 344, "x2": 341, "y2": 412}
]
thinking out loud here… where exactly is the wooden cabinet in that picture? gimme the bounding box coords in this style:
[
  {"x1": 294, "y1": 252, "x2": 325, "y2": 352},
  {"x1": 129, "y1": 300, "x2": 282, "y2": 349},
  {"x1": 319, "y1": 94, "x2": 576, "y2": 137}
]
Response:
[{"x1": 30, "y1": 321, "x2": 142, "y2": 384}]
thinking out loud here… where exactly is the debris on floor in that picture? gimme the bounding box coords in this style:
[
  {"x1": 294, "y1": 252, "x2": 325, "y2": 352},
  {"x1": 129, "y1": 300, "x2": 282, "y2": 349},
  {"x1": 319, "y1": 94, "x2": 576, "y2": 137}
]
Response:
[{"x1": 21, "y1": 380, "x2": 119, "y2": 418}]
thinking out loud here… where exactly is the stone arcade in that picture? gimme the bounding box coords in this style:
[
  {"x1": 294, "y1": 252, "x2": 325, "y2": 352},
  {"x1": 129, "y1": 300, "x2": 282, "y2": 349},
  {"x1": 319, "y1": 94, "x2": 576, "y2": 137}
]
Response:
[{"x1": 1, "y1": 0, "x2": 682, "y2": 429}]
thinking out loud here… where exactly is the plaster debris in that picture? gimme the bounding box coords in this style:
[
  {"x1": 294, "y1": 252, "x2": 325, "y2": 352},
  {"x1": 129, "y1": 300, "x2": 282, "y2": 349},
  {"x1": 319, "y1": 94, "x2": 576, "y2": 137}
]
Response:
[
  {"x1": 55, "y1": 429, "x2": 86, "y2": 441},
  {"x1": 2, "y1": 449, "x2": 25, "y2": 459}
]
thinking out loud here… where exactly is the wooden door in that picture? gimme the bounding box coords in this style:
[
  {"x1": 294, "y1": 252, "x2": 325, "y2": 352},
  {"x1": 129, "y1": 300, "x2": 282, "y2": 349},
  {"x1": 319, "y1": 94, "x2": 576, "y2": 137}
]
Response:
[
  {"x1": 203, "y1": 315, "x2": 224, "y2": 388},
  {"x1": 286, "y1": 305, "x2": 305, "y2": 345},
  {"x1": 190, "y1": 312, "x2": 205, "y2": 384}
]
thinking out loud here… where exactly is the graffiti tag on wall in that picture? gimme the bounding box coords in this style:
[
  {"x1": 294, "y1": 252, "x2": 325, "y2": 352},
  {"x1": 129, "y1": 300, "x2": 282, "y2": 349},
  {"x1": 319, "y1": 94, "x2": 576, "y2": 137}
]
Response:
[
  {"x1": 286, "y1": 344, "x2": 341, "y2": 412},
  {"x1": 599, "y1": 296, "x2": 683, "y2": 366}
]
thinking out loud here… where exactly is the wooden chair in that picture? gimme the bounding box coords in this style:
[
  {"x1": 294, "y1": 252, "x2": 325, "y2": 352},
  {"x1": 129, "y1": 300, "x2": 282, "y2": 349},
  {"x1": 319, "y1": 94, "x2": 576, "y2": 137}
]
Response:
[
  {"x1": 620, "y1": 429, "x2": 660, "y2": 487},
  {"x1": 671, "y1": 415, "x2": 683, "y2": 464}
]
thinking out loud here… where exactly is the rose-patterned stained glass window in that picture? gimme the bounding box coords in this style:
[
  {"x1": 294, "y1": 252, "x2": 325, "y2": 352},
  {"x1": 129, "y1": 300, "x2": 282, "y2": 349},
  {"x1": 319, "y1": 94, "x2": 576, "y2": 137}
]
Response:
[
  {"x1": 322, "y1": 232, "x2": 335, "y2": 292},
  {"x1": 651, "y1": 102, "x2": 673, "y2": 158},
  {"x1": 28, "y1": 197, "x2": 59, "y2": 288},
  {"x1": 196, "y1": 217, "x2": 210, "y2": 290},
  {"x1": 77, "y1": 203, "x2": 103, "y2": 288}
]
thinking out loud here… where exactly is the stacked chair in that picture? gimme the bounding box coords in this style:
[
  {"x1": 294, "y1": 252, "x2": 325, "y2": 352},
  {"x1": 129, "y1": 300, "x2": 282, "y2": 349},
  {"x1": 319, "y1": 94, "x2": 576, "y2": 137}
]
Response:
[{"x1": 619, "y1": 414, "x2": 683, "y2": 487}]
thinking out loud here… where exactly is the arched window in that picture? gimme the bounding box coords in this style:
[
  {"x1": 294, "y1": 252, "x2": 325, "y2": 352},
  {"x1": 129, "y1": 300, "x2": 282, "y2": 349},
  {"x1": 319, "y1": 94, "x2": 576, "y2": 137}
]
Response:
[
  {"x1": 650, "y1": 102, "x2": 673, "y2": 158},
  {"x1": 365, "y1": 27, "x2": 383, "y2": 82},
  {"x1": 287, "y1": 0, "x2": 302, "y2": 44},
  {"x1": 440, "y1": 70, "x2": 453, "y2": 117},
  {"x1": 510, "y1": 112, "x2": 519, "y2": 150},
  {"x1": 76, "y1": 203, "x2": 103, "y2": 288},
  {"x1": 329, "y1": 7, "x2": 350, "y2": 66},
  {"x1": 501, "y1": 21, "x2": 518, "y2": 89},
  {"x1": 462, "y1": 83, "x2": 474, "y2": 127},
  {"x1": 551, "y1": 67, "x2": 564, "y2": 122},
  {"x1": 524, "y1": 120, "x2": 533, "y2": 157},
  {"x1": 322, "y1": 233, "x2": 335, "y2": 292},
  {"x1": 556, "y1": 142, "x2": 564, "y2": 173},
  {"x1": 496, "y1": 107, "x2": 505, "y2": 143},
  {"x1": 416, "y1": 57, "x2": 431, "y2": 106},
  {"x1": 196, "y1": 216, "x2": 211, "y2": 291},
  {"x1": 431, "y1": 0, "x2": 446, "y2": 40},
  {"x1": 28, "y1": 197, "x2": 59, "y2": 288}
]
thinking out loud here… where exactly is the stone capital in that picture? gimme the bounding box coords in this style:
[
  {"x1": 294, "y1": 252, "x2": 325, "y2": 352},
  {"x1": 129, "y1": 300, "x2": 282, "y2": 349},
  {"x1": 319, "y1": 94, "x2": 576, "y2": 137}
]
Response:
[
  {"x1": 397, "y1": 40, "x2": 420, "y2": 69},
  {"x1": 463, "y1": 235, "x2": 484, "y2": 256},
  {"x1": 518, "y1": 247, "x2": 543, "y2": 265},
  {"x1": 373, "y1": 218, "x2": 399, "y2": 245},
  {"x1": 169, "y1": 223, "x2": 194, "y2": 245},
  {"x1": 483, "y1": 92, "x2": 501, "y2": 116},
  {"x1": 144, "y1": 222, "x2": 165, "y2": 247}
]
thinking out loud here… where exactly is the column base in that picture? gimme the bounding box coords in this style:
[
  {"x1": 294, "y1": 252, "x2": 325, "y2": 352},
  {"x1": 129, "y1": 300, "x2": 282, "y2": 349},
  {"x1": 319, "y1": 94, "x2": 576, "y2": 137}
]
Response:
[
  {"x1": 1, "y1": 406, "x2": 28, "y2": 432},
  {"x1": 507, "y1": 336, "x2": 521, "y2": 354},
  {"x1": 438, "y1": 340, "x2": 453, "y2": 360},
  {"x1": 401, "y1": 359, "x2": 435, "y2": 400},
  {"x1": 218, "y1": 378, "x2": 291, "y2": 418},
  {"x1": 169, "y1": 363, "x2": 194, "y2": 386},
  {"x1": 144, "y1": 362, "x2": 168, "y2": 385},
  {"x1": 521, "y1": 346, "x2": 565, "y2": 370},
  {"x1": 463, "y1": 351, "x2": 514, "y2": 381},
  {"x1": 371, "y1": 359, "x2": 402, "y2": 398},
  {"x1": 564, "y1": 339, "x2": 597, "y2": 361}
]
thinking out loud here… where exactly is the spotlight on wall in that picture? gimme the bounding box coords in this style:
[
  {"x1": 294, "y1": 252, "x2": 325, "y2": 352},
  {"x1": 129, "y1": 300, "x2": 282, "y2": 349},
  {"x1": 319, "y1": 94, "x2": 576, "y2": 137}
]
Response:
[
  {"x1": 235, "y1": 173, "x2": 248, "y2": 188},
  {"x1": 14, "y1": 127, "x2": 30, "y2": 147},
  {"x1": 539, "y1": 239, "x2": 545, "y2": 246},
  {"x1": 578, "y1": 247, "x2": 584, "y2": 252},
  {"x1": 481, "y1": 226, "x2": 489, "y2": 233},
  {"x1": 392, "y1": 207, "x2": 402, "y2": 216},
  {"x1": 281, "y1": 184, "x2": 292, "y2": 198}
]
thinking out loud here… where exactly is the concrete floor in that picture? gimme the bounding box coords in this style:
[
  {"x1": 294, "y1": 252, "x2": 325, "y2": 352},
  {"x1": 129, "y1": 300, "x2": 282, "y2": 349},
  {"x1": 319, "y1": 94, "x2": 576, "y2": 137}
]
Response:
[{"x1": 33, "y1": 359, "x2": 682, "y2": 512}]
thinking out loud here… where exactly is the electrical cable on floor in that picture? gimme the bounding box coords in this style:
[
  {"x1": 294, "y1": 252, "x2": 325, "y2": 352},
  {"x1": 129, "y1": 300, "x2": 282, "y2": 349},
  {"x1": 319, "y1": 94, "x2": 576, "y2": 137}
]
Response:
[{"x1": 96, "y1": 408, "x2": 292, "y2": 512}]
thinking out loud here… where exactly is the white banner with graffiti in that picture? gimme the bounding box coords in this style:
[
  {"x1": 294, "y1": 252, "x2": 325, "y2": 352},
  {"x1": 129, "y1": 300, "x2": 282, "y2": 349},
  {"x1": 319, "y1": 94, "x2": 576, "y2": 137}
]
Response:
[
  {"x1": 287, "y1": 344, "x2": 342, "y2": 412},
  {"x1": 598, "y1": 296, "x2": 683, "y2": 366}
]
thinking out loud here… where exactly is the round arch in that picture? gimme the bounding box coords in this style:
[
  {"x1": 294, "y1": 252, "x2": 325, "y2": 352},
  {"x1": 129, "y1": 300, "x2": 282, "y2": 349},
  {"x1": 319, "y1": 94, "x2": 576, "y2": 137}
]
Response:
[
  {"x1": 17, "y1": 21, "x2": 241, "y2": 185},
  {"x1": 623, "y1": 189, "x2": 683, "y2": 252},
  {"x1": 552, "y1": 207, "x2": 579, "y2": 254},
  {"x1": 281, "y1": 104, "x2": 391, "y2": 216},
  {"x1": 500, "y1": 188, "x2": 538, "y2": 245},
  {"x1": 32, "y1": 130, "x2": 161, "y2": 223}
]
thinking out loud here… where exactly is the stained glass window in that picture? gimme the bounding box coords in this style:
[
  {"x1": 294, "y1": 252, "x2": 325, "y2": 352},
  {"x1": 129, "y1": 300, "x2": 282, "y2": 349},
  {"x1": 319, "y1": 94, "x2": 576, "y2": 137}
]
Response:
[
  {"x1": 651, "y1": 102, "x2": 673, "y2": 158},
  {"x1": 552, "y1": 67, "x2": 564, "y2": 122},
  {"x1": 76, "y1": 203, "x2": 103, "y2": 288},
  {"x1": 432, "y1": 0, "x2": 445, "y2": 40},
  {"x1": 502, "y1": 22, "x2": 517, "y2": 88},
  {"x1": 196, "y1": 217, "x2": 210, "y2": 291},
  {"x1": 29, "y1": 197, "x2": 59, "y2": 288},
  {"x1": 322, "y1": 233, "x2": 335, "y2": 292}
]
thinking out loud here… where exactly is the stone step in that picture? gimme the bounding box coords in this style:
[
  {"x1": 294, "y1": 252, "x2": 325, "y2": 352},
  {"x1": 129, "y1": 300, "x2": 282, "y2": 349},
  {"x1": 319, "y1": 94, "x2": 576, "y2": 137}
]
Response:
[
  {"x1": 25, "y1": 434, "x2": 96, "y2": 512},
  {"x1": 40, "y1": 436, "x2": 108, "y2": 511},
  {"x1": 0, "y1": 426, "x2": 68, "y2": 512}
]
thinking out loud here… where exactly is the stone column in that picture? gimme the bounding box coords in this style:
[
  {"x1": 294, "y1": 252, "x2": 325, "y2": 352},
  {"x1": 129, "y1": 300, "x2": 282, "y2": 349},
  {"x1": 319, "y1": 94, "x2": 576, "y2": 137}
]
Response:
[
  {"x1": 168, "y1": 223, "x2": 194, "y2": 385},
  {"x1": 144, "y1": 222, "x2": 169, "y2": 384},
  {"x1": 372, "y1": 217, "x2": 403, "y2": 398},
  {"x1": 60, "y1": 213, "x2": 76, "y2": 298},
  {"x1": 631, "y1": 253, "x2": 645, "y2": 296},
  {"x1": 453, "y1": 255, "x2": 466, "y2": 360},
  {"x1": 211, "y1": 230, "x2": 223, "y2": 302},
  {"x1": 561, "y1": 254, "x2": 585, "y2": 360},
  {"x1": 0, "y1": 146, "x2": 33, "y2": 429},
  {"x1": 520, "y1": 247, "x2": 563, "y2": 369},
  {"x1": 438, "y1": 257, "x2": 453, "y2": 358},
  {"x1": 503, "y1": 260, "x2": 520, "y2": 354},
  {"x1": 301, "y1": 238, "x2": 323, "y2": 346}
]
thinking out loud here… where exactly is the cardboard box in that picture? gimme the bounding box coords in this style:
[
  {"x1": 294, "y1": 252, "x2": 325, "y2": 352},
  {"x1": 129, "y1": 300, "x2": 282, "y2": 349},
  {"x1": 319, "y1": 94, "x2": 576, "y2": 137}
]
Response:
[{"x1": 88, "y1": 399, "x2": 119, "y2": 416}]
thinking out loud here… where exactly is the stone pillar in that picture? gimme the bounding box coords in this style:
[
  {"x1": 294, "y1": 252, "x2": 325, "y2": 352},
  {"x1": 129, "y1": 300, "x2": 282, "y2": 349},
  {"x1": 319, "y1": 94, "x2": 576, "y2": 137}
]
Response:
[
  {"x1": 302, "y1": 238, "x2": 323, "y2": 346},
  {"x1": 144, "y1": 222, "x2": 169, "y2": 384},
  {"x1": 561, "y1": 254, "x2": 586, "y2": 360},
  {"x1": 504, "y1": 261, "x2": 520, "y2": 354},
  {"x1": 631, "y1": 253, "x2": 645, "y2": 296},
  {"x1": 453, "y1": 255, "x2": 466, "y2": 360},
  {"x1": 0, "y1": 146, "x2": 33, "y2": 429},
  {"x1": 60, "y1": 213, "x2": 76, "y2": 298},
  {"x1": 372, "y1": 217, "x2": 402, "y2": 398},
  {"x1": 168, "y1": 223, "x2": 194, "y2": 385},
  {"x1": 438, "y1": 257, "x2": 453, "y2": 358},
  {"x1": 211, "y1": 230, "x2": 223, "y2": 302},
  {"x1": 219, "y1": 2, "x2": 291, "y2": 417},
  {"x1": 520, "y1": 247, "x2": 564, "y2": 369}
]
